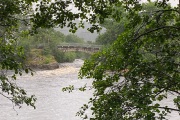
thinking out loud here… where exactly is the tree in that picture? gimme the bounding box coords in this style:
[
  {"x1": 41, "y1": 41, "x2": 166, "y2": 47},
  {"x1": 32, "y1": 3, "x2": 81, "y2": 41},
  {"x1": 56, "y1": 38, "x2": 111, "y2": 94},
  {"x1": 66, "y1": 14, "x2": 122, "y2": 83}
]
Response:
[
  {"x1": 0, "y1": 0, "x2": 95, "y2": 108},
  {"x1": 0, "y1": 0, "x2": 37, "y2": 108},
  {"x1": 78, "y1": 1, "x2": 180, "y2": 120},
  {"x1": 95, "y1": 2, "x2": 161, "y2": 45},
  {"x1": 65, "y1": 34, "x2": 84, "y2": 43},
  {"x1": 0, "y1": 0, "x2": 119, "y2": 108},
  {"x1": 95, "y1": 19, "x2": 125, "y2": 45},
  {"x1": 0, "y1": 1, "x2": 179, "y2": 119},
  {"x1": 95, "y1": 6, "x2": 127, "y2": 45}
]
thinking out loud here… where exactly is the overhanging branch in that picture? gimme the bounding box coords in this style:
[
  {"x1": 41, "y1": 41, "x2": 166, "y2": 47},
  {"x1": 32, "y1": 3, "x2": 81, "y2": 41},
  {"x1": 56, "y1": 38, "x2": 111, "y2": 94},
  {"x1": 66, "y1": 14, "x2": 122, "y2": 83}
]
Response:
[
  {"x1": 133, "y1": 26, "x2": 180, "y2": 42},
  {"x1": 153, "y1": 106, "x2": 180, "y2": 112}
]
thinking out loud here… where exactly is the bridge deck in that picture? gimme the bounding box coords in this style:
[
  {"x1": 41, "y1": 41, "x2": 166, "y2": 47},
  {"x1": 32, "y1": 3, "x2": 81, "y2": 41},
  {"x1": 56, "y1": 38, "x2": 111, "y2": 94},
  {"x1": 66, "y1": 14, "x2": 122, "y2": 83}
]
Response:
[{"x1": 57, "y1": 44, "x2": 102, "y2": 53}]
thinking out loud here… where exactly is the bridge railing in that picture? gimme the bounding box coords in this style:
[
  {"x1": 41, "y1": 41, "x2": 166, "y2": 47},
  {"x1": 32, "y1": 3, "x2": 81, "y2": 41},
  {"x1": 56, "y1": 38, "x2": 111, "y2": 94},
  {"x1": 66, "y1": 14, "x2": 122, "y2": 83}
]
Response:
[
  {"x1": 57, "y1": 43, "x2": 102, "y2": 48},
  {"x1": 57, "y1": 43, "x2": 102, "y2": 53}
]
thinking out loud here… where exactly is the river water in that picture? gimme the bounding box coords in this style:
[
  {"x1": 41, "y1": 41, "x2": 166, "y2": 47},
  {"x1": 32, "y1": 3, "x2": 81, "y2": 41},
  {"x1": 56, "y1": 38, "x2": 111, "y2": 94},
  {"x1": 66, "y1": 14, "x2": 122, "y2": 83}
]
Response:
[
  {"x1": 0, "y1": 59, "x2": 179, "y2": 120},
  {"x1": 0, "y1": 59, "x2": 93, "y2": 120}
]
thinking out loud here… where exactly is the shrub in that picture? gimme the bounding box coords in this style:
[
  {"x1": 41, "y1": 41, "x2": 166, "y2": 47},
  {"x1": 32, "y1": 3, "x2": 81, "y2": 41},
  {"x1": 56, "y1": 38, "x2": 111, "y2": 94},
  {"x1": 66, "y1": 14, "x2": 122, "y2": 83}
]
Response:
[
  {"x1": 63, "y1": 52, "x2": 76, "y2": 62},
  {"x1": 52, "y1": 50, "x2": 65, "y2": 63}
]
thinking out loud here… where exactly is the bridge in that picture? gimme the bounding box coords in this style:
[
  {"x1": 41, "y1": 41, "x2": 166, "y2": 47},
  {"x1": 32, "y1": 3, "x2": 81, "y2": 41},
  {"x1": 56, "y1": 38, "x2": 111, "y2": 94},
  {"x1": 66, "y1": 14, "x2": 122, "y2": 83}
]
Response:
[{"x1": 57, "y1": 43, "x2": 102, "y2": 53}]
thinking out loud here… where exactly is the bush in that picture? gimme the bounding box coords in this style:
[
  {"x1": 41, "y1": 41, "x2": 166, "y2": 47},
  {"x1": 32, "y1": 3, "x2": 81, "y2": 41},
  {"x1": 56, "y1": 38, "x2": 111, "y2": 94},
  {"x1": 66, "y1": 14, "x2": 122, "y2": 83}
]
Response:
[
  {"x1": 63, "y1": 52, "x2": 76, "y2": 62},
  {"x1": 52, "y1": 50, "x2": 65, "y2": 63}
]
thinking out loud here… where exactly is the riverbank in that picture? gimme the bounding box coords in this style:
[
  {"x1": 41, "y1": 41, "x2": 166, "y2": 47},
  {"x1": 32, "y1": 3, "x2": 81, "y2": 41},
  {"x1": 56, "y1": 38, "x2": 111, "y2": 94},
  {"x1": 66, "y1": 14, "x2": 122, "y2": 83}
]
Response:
[{"x1": 26, "y1": 49, "x2": 90, "y2": 70}]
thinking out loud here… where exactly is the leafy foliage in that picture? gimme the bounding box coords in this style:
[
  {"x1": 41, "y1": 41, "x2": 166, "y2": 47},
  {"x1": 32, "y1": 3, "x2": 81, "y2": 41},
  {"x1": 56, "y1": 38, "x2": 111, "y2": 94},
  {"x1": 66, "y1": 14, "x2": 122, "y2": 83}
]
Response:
[
  {"x1": 78, "y1": 1, "x2": 180, "y2": 120},
  {"x1": 0, "y1": 0, "x2": 37, "y2": 108},
  {"x1": 0, "y1": 0, "x2": 90, "y2": 108},
  {"x1": 0, "y1": 30, "x2": 36, "y2": 108},
  {"x1": 96, "y1": 20, "x2": 125, "y2": 45},
  {"x1": 18, "y1": 27, "x2": 88, "y2": 64},
  {"x1": 0, "y1": 1, "x2": 179, "y2": 119},
  {"x1": 65, "y1": 34, "x2": 84, "y2": 43}
]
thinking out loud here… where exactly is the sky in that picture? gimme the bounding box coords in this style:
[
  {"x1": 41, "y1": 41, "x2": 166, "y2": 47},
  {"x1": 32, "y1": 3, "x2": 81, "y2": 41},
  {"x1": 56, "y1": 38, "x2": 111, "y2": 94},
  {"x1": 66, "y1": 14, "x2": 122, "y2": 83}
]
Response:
[
  {"x1": 140, "y1": 0, "x2": 179, "y2": 7},
  {"x1": 33, "y1": 0, "x2": 179, "y2": 12},
  {"x1": 59, "y1": 0, "x2": 179, "y2": 41},
  {"x1": 68, "y1": 0, "x2": 179, "y2": 13}
]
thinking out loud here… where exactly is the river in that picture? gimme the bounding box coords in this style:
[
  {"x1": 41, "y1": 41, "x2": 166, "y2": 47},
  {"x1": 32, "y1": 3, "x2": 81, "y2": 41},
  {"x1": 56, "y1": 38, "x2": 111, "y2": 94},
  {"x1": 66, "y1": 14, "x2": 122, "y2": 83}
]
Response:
[
  {"x1": 0, "y1": 59, "x2": 93, "y2": 120},
  {"x1": 0, "y1": 59, "x2": 179, "y2": 120}
]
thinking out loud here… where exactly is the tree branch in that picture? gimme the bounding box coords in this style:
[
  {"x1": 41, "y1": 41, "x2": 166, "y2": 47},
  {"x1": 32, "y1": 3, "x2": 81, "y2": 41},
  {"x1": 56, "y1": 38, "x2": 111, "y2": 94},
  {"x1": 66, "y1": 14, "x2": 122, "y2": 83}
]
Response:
[
  {"x1": 133, "y1": 26, "x2": 180, "y2": 42},
  {"x1": 154, "y1": 106, "x2": 180, "y2": 112},
  {"x1": 0, "y1": 92, "x2": 13, "y2": 101}
]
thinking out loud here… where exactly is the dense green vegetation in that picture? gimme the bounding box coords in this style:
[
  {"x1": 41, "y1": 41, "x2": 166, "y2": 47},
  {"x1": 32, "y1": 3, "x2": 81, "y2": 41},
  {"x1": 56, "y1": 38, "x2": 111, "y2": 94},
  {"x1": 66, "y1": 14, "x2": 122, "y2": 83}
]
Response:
[
  {"x1": 18, "y1": 28, "x2": 89, "y2": 64},
  {"x1": 78, "y1": 2, "x2": 180, "y2": 120},
  {"x1": 95, "y1": 2, "x2": 161, "y2": 46},
  {"x1": 0, "y1": 0, "x2": 179, "y2": 119},
  {"x1": 0, "y1": 0, "x2": 98, "y2": 108},
  {"x1": 95, "y1": 6, "x2": 126, "y2": 45},
  {"x1": 95, "y1": 20, "x2": 125, "y2": 45}
]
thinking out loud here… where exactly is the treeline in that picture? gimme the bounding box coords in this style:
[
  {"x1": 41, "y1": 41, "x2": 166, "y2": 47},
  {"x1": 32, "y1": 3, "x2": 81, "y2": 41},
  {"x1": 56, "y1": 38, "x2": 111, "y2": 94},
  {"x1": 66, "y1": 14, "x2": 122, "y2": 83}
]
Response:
[{"x1": 18, "y1": 28, "x2": 90, "y2": 64}]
